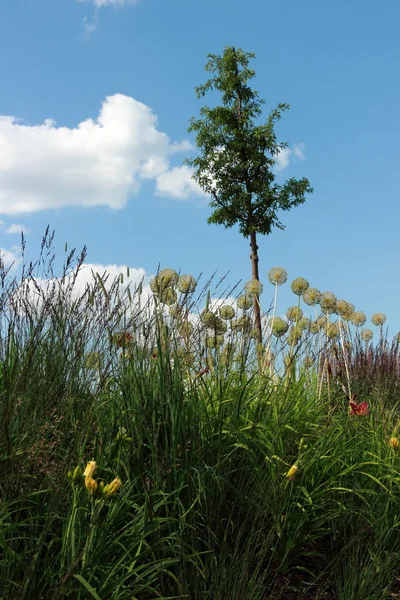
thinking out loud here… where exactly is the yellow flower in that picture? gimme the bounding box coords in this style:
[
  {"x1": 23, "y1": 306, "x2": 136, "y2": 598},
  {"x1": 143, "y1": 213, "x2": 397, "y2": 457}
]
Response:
[
  {"x1": 390, "y1": 437, "x2": 399, "y2": 450},
  {"x1": 104, "y1": 477, "x2": 122, "y2": 497},
  {"x1": 83, "y1": 460, "x2": 97, "y2": 479},
  {"x1": 285, "y1": 464, "x2": 298, "y2": 480},
  {"x1": 85, "y1": 477, "x2": 98, "y2": 496}
]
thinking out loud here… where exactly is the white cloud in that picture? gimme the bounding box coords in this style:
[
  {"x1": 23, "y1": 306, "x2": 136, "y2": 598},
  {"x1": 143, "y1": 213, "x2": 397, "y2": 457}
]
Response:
[
  {"x1": 0, "y1": 94, "x2": 203, "y2": 215},
  {"x1": 156, "y1": 165, "x2": 204, "y2": 200},
  {"x1": 82, "y1": 14, "x2": 98, "y2": 37},
  {"x1": 6, "y1": 223, "x2": 30, "y2": 234},
  {"x1": 275, "y1": 143, "x2": 306, "y2": 172},
  {"x1": 0, "y1": 246, "x2": 21, "y2": 269}
]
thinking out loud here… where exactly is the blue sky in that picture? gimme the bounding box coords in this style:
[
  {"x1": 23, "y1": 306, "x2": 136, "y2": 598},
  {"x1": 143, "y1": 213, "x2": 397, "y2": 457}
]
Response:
[{"x1": 1, "y1": 0, "x2": 400, "y2": 336}]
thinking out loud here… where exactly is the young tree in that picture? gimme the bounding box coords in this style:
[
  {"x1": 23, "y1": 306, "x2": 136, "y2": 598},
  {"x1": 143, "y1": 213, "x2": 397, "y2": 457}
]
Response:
[{"x1": 186, "y1": 46, "x2": 313, "y2": 344}]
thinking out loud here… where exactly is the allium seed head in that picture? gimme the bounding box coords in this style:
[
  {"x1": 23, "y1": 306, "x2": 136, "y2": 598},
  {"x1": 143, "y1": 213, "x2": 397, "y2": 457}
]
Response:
[
  {"x1": 302, "y1": 287, "x2": 321, "y2": 306},
  {"x1": 271, "y1": 316, "x2": 289, "y2": 338},
  {"x1": 169, "y1": 304, "x2": 183, "y2": 320},
  {"x1": 287, "y1": 326, "x2": 302, "y2": 345},
  {"x1": 336, "y1": 300, "x2": 353, "y2": 319},
  {"x1": 268, "y1": 267, "x2": 287, "y2": 286},
  {"x1": 177, "y1": 274, "x2": 197, "y2": 294},
  {"x1": 210, "y1": 318, "x2": 228, "y2": 335},
  {"x1": 291, "y1": 277, "x2": 309, "y2": 296},
  {"x1": 245, "y1": 279, "x2": 263, "y2": 296},
  {"x1": 200, "y1": 310, "x2": 218, "y2": 327},
  {"x1": 371, "y1": 313, "x2": 386, "y2": 327},
  {"x1": 158, "y1": 268, "x2": 179, "y2": 287},
  {"x1": 219, "y1": 305, "x2": 236, "y2": 320},
  {"x1": 319, "y1": 291, "x2": 337, "y2": 314},
  {"x1": 298, "y1": 317, "x2": 311, "y2": 332},
  {"x1": 326, "y1": 321, "x2": 340, "y2": 339},
  {"x1": 286, "y1": 306, "x2": 303, "y2": 322},
  {"x1": 350, "y1": 311, "x2": 367, "y2": 327},
  {"x1": 237, "y1": 293, "x2": 254, "y2": 311},
  {"x1": 159, "y1": 287, "x2": 177, "y2": 306},
  {"x1": 361, "y1": 328, "x2": 374, "y2": 343},
  {"x1": 206, "y1": 335, "x2": 225, "y2": 349}
]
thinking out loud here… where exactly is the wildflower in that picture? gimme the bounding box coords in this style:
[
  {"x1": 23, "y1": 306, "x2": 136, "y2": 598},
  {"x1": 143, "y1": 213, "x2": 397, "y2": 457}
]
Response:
[
  {"x1": 206, "y1": 334, "x2": 225, "y2": 349},
  {"x1": 287, "y1": 326, "x2": 302, "y2": 345},
  {"x1": 104, "y1": 477, "x2": 122, "y2": 498},
  {"x1": 291, "y1": 277, "x2": 309, "y2": 296},
  {"x1": 350, "y1": 311, "x2": 367, "y2": 327},
  {"x1": 68, "y1": 466, "x2": 84, "y2": 485},
  {"x1": 113, "y1": 331, "x2": 133, "y2": 348},
  {"x1": 336, "y1": 300, "x2": 354, "y2": 320},
  {"x1": 159, "y1": 287, "x2": 177, "y2": 306},
  {"x1": 349, "y1": 400, "x2": 369, "y2": 416},
  {"x1": 302, "y1": 287, "x2": 321, "y2": 306},
  {"x1": 245, "y1": 279, "x2": 263, "y2": 296},
  {"x1": 371, "y1": 313, "x2": 386, "y2": 327},
  {"x1": 286, "y1": 306, "x2": 303, "y2": 322},
  {"x1": 237, "y1": 293, "x2": 253, "y2": 311},
  {"x1": 85, "y1": 477, "x2": 98, "y2": 496},
  {"x1": 326, "y1": 321, "x2": 340, "y2": 340},
  {"x1": 219, "y1": 305, "x2": 236, "y2": 320},
  {"x1": 83, "y1": 461, "x2": 97, "y2": 479},
  {"x1": 158, "y1": 268, "x2": 179, "y2": 287},
  {"x1": 361, "y1": 328, "x2": 373, "y2": 343},
  {"x1": 389, "y1": 437, "x2": 400, "y2": 450},
  {"x1": 285, "y1": 465, "x2": 298, "y2": 480},
  {"x1": 298, "y1": 317, "x2": 311, "y2": 332},
  {"x1": 319, "y1": 291, "x2": 337, "y2": 314},
  {"x1": 200, "y1": 310, "x2": 218, "y2": 327},
  {"x1": 271, "y1": 316, "x2": 289, "y2": 338},
  {"x1": 209, "y1": 318, "x2": 228, "y2": 335},
  {"x1": 310, "y1": 316, "x2": 327, "y2": 334},
  {"x1": 177, "y1": 274, "x2": 197, "y2": 294},
  {"x1": 268, "y1": 267, "x2": 287, "y2": 286}
]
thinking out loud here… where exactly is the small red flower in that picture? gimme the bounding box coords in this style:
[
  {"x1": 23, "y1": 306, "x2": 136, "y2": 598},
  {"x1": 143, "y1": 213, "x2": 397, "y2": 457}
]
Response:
[
  {"x1": 114, "y1": 332, "x2": 133, "y2": 348},
  {"x1": 349, "y1": 400, "x2": 369, "y2": 416}
]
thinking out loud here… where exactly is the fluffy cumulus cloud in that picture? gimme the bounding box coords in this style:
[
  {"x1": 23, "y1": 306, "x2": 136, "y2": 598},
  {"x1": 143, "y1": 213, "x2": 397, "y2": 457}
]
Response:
[
  {"x1": 0, "y1": 94, "x2": 205, "y2": 216},
  {"x1": 6, "y1": 223, "x2": 30, "y2": 234},
  {"x1": 0, "y1": 246, "x2": 21, "y2": 269},
  {"x1": 275, "y1": 143, "x2": 306, "y2": 172}
]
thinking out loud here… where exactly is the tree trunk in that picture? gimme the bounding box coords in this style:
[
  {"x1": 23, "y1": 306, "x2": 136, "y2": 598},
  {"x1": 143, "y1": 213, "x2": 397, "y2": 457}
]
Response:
[{"x1": 249, "y1": 231, "x2": 262, "y2": 345}]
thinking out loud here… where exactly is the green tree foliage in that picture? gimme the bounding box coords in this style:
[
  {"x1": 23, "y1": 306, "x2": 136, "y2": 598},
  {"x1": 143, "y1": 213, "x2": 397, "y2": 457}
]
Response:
[{"x1": 186, "y1": 46, "x2": 313, "y2": 343}]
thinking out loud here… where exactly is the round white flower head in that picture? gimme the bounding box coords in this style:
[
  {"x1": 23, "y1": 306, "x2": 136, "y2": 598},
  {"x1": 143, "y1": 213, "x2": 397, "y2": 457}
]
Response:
[
  {"x1": 350, "y1": 311, "x2": 366, "y2": 327},
  {"x1": 302, "y1": 287, "x2": 321, "y2": 306},
  {"x1": 291, "y1": 277, "x2": 309, "y2": 296},
  {"x1": 319, "y1": 291, "x2": 337, "y2": 314},
  {"x1": 371, "y1": 313, "x2": 386, "y2": 327},
  {"x1": 271, "y1": 316, "x2": 289, "y2": 338},
  {"x1": 286, "y1": 306, "x2": 303, "y2": 322},
  {"x1": 219, "y1": 305, "x2": 236, "y2": 320},
  {"x1": 237, "y1": 293, "x2": 254, "y2": 311},
  {"x1": 361, "y1": 328, "x2": 374, "y2": 342},
  {"x1": 245, "y1": 279, "x2": 263, "y2": 296},
  {"x1": 177, "y1": 274, "x2": 197, "y2": 294},
  {"x1": 268, "y1": 267, "x2": 287, "y2": 286}
]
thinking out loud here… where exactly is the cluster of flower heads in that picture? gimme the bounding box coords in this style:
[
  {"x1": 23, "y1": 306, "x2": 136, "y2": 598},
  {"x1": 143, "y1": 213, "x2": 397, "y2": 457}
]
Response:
[
  {"x1": 267, "y1": 266, "x2": 389, "y2": 344},
  {"x1": 68, "y1": 461, "x2": 121, "y2": 499},
  {"x1": 150, "y1": 269, "x2": 197, "y2": 305}
]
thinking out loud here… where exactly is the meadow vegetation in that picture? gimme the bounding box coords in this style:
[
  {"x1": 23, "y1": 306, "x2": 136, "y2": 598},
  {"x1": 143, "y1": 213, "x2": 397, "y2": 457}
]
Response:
[{"x1": 2, "y1": 231, "x2": 400, "y2": 599}]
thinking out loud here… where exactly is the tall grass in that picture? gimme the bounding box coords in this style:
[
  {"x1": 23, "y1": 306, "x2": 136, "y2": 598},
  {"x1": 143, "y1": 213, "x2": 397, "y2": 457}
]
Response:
[{"x1": 2, "y1": 234, "x2": 400, "y2": 599}]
